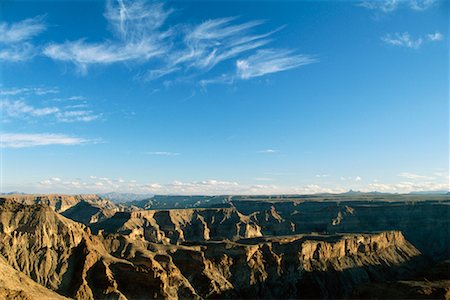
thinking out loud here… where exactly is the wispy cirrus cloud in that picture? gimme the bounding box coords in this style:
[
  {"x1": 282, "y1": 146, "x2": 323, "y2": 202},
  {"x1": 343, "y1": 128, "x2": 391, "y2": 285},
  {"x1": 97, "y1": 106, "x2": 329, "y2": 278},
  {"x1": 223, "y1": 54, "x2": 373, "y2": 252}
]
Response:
[
  {"x1": 44, "y1": 0, "x2": 171, "y2": 73},
  {"x1": 144, "y1": 18, "x2": 282, "y2": 80},
  {"x1": 145, "y1": 151, "x2": 180, "y2": 156},
  {"x1": 56, "y1": 110, "x2": 101, "y2": 122},
  {"x1": 0, "y1": 86, "x2": 101, "y2": 123},
  {"x1": 358, "y1": 0, "x2": 437, "y2": 13},
  {"x1": 0, "y1": 86, "x2": 59, "y2": 96},
  {"x1": 200, "y1": 49, "x2": 317, "y2": 87},
  {"x1": 0, "y1": 99, "x2": 101, "y2": 122},
  {"x1": 42, "y1": 0, "x2": 315, "y2": 83},
  {"x1": 382, "y1": 31, "x2": 444, "y2": 49},
  {"x1": 0, "y1": 16, "x2": 46, "y2": 43},
  {"x1": 398, "y1": 172, "x2": 435, "y2": 180},
  {"x1": 0, "y1": 43, "x2": 36, "y2": 62},
  {"x1": 257, "y1": 149, "x2": 278, "y2": 154},
  {"x1": 382, "y1": 32, "x2": 423, "y2": 48},
  {"x1": 44, "y1": 39, "x2": 166, "y2": 74},
  {"x1": 0, "y1": 16, "x2": 46, "y2": 62},
  {"x1": 1, "y1": 100, "x2": 59, "y2": 117},
  {"x1": 0, "y1": 133, "x2": 93, "y2": 148},
  {"x1": 236, "y1": 49, "x2": 317, "y2": 79}
]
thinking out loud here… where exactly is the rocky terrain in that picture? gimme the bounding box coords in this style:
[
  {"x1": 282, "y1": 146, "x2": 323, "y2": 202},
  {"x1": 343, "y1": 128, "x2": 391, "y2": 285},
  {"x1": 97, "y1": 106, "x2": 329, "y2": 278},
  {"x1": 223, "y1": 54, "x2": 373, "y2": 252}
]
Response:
[
  {"x1": 4, "y1": 194, "x2": 118, "y2": 224},
  {"x1": 0, "y1": 193, "x2": 448, "y2": 299}
]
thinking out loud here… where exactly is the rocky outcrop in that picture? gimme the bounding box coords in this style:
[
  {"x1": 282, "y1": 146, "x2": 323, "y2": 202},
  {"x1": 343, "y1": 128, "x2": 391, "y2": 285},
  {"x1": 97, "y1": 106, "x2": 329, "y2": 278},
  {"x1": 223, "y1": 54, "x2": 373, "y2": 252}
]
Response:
[
  {"x1": 0, "y1": 196, "x2": 447, "y2": 299},
  {"x1": 98, "y1": 229, "x2": 422, "y2": 299},
  {"x1": 0, "y1": 254, "x2": 68, "y2": 300},
  {"x1": 2, "y1": 194, "x2": 118, "y2": 224},
  {"x1": 0, "y1": 199, "x2": 199, "y2": 300},
  {"x1": 92, "y1": 207, "x2": 262, "y2": 244},
  {"x1": 191, "y1": 231, "x2": 421, "y2": 298},
  {"x1": 233, "y1": 199, "x2": 450, "y2": 259}
]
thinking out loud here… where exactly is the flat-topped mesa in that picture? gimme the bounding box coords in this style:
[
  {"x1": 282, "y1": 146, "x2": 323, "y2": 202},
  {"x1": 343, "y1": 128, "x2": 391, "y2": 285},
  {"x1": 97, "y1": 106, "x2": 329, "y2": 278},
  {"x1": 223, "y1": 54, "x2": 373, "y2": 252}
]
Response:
[
  {"x1": 169, "y1": 230, "x2": 422, "y2": 299},
  {"x1": 299, "y1": 231, "x2": 419, "y2": 267},
  {"x1": 93, "y1": 207, "x2": 262, "y2": 244},
  {"x1": 233, "y1": 199, "x2": 450, "y2": 259}
]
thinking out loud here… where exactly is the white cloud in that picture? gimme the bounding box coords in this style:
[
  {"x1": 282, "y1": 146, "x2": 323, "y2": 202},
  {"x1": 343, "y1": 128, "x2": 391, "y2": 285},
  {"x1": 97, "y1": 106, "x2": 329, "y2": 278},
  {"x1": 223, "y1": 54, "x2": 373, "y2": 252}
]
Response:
[
  {"x1": 0, "y1": 16, "x2": 46, "y2": 43},
  {"x1": 382, "y1": 31, "x2": 444, "y2": 49},
  {"x1": 0, "y1": 16, "x2": 46, "y2": 62},
  {"x1": 145, "y1": 151, "x2": 180, "y2": 156},
  {"x1": 382, "y1": 32, "x2": 423, "y2": 49},
  {"x1": 32, "y1": 176, "x2": 347, "y2": 195},
  {"x1": 56, "y1": 110, "x2": 101, "y2": 122},
  {"x1": 340, "y1": 176, "x2": 363, "y2": 182},
  {"x1": 22, "y1": 172, "x2": 450, "y2": 194},
  {"x1": 44, "y1": 0, "x2": 171, "y2": 73},
  {"x1": 42, "y1": 0, "x2": 316, "y2": 82},
  {"x1": 315, "y1": 174, "x2": 329, "y2": 178},
  {"x1": 67, "y1": 96, "x2": 86, "y2": 101},
  {"x1": 0, "y1": 99, "x2": 101, "y2": 122},
  {"x1": 144, "y1": 66, "x2": 181, "y2": 81},
  {"x1": 364, "y1": 181, "x2": 448, "y2": 193},
  {"x1": 358, "y1": 0, "x2": 402, "y2": 13},
  {"x1": 33, "y1": 87, "x2": 60, "y2": 96},
  {"x1": 427, "y1": 32, "x2": 444, "y2": 41},
  {"x1": 408, "y1": 0, "x2": 437, "y2": 11},
  {"x1": 0, "y1": 43, "x2": 36, "y2": 62},
  {"x1": 44, "y1": 39, "x2": 165, "y2": 74},
  {"x1": 254, "y1": 177, "x2": 273, "y2": 181},
  {"x1": 65, "y1": 104, "x2": 89, "y2": 109},
  {"x1": 1, "y1": 100, "x2": 59, "y2": 117},
  {"x1": 154, "y1": 17, "x2": 280, "y2": 78},
  {"x1": 35, "y1": 177, "x2": 244, "y2": 194},
  {"x1": 0, "y1": 87, "x2": 59, "y2": 96},
  {"x1": 257, "y1": 149, "x2": 278, "y2": 154},
  {"x1": 104, "y1": 0, "x2": 172, "y2": 40},
  {"x1": 236, "y1": 49, "x2": 317, "y2": 79},
  {"x1": 398, "y1": 172, "x2": 435, "y2": 180},
  {"x1": 1, "y1": 133, "x2": 92, "y2": 148},
  {"x1": 358, "y1": 0, "x2": 437, "y2": 13}
]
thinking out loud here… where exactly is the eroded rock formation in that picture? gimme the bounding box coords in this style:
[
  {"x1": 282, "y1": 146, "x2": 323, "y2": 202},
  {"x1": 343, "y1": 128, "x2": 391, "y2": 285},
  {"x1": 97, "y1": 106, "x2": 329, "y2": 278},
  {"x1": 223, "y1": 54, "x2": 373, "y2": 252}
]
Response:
[{"x1": 0, "y1": 194, "x2": 448, "y2": 299}]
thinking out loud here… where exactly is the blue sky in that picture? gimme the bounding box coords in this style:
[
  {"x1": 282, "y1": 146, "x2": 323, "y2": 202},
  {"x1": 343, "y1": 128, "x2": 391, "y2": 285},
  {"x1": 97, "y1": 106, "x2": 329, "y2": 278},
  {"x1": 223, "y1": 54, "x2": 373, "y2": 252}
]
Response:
[{"x1": 0, "y1": 0, "x2": 448, "y2": 195}]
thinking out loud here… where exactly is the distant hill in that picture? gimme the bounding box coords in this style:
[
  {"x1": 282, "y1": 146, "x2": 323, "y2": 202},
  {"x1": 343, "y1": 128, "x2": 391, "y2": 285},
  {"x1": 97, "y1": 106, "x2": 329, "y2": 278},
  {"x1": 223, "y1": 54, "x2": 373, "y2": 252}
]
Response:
[
  {"x1": 98, "y1": 192, "x2": 152, "y2": 203},
  {"x1": 409, "y1": 190, "x2": 449, "y2": 195}
]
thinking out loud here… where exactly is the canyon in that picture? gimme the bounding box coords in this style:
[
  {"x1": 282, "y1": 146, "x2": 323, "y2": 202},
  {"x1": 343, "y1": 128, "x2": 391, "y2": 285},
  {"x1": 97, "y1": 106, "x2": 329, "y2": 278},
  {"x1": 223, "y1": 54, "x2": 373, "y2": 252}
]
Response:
[{"x1": 0, "y1": 193, "x2": 448, "y2": 299}]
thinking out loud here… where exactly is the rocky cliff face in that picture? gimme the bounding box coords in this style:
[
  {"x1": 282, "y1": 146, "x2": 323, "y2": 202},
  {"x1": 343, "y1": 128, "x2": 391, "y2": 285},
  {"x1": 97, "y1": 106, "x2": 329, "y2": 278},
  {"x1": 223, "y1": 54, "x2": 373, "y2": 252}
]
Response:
[
  {"x1": 0, "y1": 199, "x2": 199, "y2": 300},
  {"x1": 233, "y1": 200, "x2": 450, "y2": 259},
  {"x1": 0, "y1": 254, "x2": 68, "y2": 300},
  {"x1": 2, "y1": 194, "x2": 118, "y2": 224},
  {"x1": 0, "y1": 195, "x2": 448, "y2": 299},
  {"x1": 91, "y1": 207, "x2": 262, "y2": 244},
  {"x1": 98, "y1": 229, "x2": 421, "y2": 299}
]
